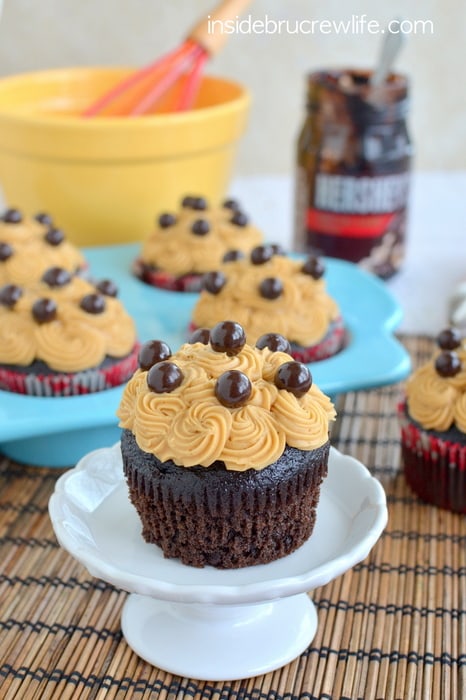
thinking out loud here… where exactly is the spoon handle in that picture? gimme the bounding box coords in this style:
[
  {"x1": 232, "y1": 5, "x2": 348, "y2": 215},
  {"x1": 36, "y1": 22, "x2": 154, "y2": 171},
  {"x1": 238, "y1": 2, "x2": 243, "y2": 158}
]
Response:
[{"x1": 371, "y1": 19, "x2": 405, "y2": 87}]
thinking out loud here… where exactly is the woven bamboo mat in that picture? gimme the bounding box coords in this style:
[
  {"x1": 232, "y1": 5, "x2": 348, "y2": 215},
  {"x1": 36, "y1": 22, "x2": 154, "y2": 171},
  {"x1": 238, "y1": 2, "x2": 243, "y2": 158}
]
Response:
[{"x1": 0, "y1": 335, "x2": 464, "y2": 700}]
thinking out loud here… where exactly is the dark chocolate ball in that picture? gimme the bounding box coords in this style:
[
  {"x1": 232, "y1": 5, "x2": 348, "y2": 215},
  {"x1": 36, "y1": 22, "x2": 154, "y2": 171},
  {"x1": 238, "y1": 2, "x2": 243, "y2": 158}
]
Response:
[
  {"x1": 270, "y1": 243, "x2": 286, "y2": 256},
  {"x1": 191, "y1": 196, "x2": 207, "y2": 211},
  {"x1": 222, "y1": 249, "x2": 245, "y2": 263},
  {"x1": 95, "y1": 279, "x2": 118, "y2": 297},
  {"x1": 231, "y1": 211, "x2": 249, "y2": 227},
  {"x1": 202, "y1": 271, "x2": 226, "y2": 295},
  {"x1": 0, "y1": 284, "x2": 22, "y2": 307},
  {"x1": 181, "y1": 195, "x2": 207, "y2": 210},
  {"x1": 147, "y1": 361, "x2": 183, "y2": 393},
  {"x1": 259, "y1": 277, "x2": 283, "y2": 300},
  {"x1": 437, "y1": 328, "x2": 462, "y2": 351},
  {"x1": 0, "y1": 242, "x2": 13, "y2": 261},
  {"x1": 302, "y1": 256, "x2": 325, "y2": 280},
  {"x1": 41, "y1": 267, "x2": 71, "y2": 288},
  {"x1": 191, "y1": 219, "x2": 210, "y2": 236},
  {"x1": 3, "y1": 208, "x2": 22, "y2": 224},
  {"x1": 138, "y1": 339, "x2": 172, "y2": 370},
  {"x1": 44, "y1": 227, "x2": 65, "y2": 246},
  {"x1": 434, "y1": 351, "x2": 462, "y2": 378},
  {"x1": 181, "y1": 195, "x2": 196, "y2": 208},
  {"x1": 32, "y1": 298, "x2": 57, "y2": 324},
  {"x1": 158, "y1": 213, "x2": 177, "y2": 228},
  {"x1": 188, "y1": 327, "x2": 210, "y2": 345},
  {"x1": 275, "y1": 361, "x2": 312, "y2": 397},
  {"x1": 215, "y1": 370, "x2": 252, "y2": 408},
  {"x1": 210, "y1": 320, "x2": 246, "y2": 356},
  {"x1": 256, "y1": 333, "x2": 291, "y2": 354},
  {"x1": 35, "y1": 212, "x2": 53, "y2": 226},
  {"x1": 223, "y1": 198, "x2": 240, "y2": 211},
  {"x1": 80, "y1": 293, "x2": 106, "y2": 314},
  {"x1": 251, "y1": 245, "x2": 274, "y2": 265}
]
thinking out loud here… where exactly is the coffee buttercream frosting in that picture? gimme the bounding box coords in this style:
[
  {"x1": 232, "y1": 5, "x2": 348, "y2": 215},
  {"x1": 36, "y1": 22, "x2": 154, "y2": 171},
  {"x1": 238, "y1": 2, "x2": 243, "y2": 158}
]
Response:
[
  {"x1": 192, "y1": 250, "x2": 340, "y2": 346},
  {"x1": 0, "y1": 271, "x2": 136, "y2": 372},
  {"x1": 118, "y1": 326, "x2": 336, "y2": 471},
  {"x1": 0, "y1": 210, "x2": 85, "y2": 286},
  {"x1": 138, "y1": 197, "x2": 263, "y2": 276},
  {"x1": 406, "y1": 332, "x2": 466, "y2": 433}
]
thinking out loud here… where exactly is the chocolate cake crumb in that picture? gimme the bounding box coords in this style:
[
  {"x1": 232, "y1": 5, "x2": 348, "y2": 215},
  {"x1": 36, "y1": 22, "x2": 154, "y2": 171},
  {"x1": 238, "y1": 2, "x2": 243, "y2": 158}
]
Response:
[{"x1": 121, "y1": 429, "x2": 329, "y2": 569}]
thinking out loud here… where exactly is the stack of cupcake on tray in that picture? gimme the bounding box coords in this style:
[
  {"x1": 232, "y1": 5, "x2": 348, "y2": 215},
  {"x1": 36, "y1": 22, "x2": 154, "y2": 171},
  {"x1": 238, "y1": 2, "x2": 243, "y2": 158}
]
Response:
[
  {"x1": 0, "y1": 207, "x2": 139, "y2": 396},
  {"x1": 6, "y1": 192, "x2": 462, "y2": 573}
]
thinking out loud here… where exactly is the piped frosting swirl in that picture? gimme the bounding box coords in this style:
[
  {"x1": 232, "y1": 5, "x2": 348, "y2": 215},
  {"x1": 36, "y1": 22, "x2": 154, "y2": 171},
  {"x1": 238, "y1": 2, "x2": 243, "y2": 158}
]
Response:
[
  {"x1": 192, "y1": 249, "x2": 340, "y2": 346},
  {"x1": 118, "y1": 324, "x2": 336, "y2": 471},
  {"x1": 0, "y1": 272, "x2": 136, "y2": 371},
  {"x1": 138, "y1": 196, "x2": 263, "y2": 276},
  {"x1": 0, "y1": 210, "x2": 85, "y2": 285},
  {"x1": 406, "y1": 328, "x2": 466, "y2": 433}
]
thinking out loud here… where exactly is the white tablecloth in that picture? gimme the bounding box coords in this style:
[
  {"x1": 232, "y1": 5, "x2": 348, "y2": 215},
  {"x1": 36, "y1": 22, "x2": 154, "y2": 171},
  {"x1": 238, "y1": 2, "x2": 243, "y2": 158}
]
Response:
[{"x1": 231, "y1": 171, "x2": 466, "y2": 336}]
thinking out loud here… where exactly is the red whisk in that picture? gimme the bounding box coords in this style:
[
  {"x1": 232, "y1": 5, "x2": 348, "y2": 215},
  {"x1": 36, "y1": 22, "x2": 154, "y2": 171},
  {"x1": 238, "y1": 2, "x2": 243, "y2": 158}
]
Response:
[{"x1": 83, "y1": 0, "x2": 252, "y2": 118}]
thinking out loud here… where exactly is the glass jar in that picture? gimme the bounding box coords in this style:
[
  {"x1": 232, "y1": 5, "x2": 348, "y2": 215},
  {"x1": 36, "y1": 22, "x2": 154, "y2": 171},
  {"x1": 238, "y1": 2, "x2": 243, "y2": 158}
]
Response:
[{"x1": 294, "y1": 69, "x2": 412, "y2": 279}]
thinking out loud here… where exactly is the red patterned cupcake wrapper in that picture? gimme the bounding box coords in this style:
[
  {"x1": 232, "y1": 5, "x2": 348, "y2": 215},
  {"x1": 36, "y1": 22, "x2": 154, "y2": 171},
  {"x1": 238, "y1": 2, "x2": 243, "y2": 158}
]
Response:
[
  {"x1": 0, "y1": 345, "x2": 140, "y2": 397},
  {"x1": 133, "y1": 259, "x2": 202, "y2": 293},
  {"x1": 290, "y1": 316, "x2": 346, "y2": 363},
  {"x1": 398, "y1": 402, "x2": 466, "y2": 513},
  {"x1": 187, "y1": 316, "x2": 346, "y2": 363}
]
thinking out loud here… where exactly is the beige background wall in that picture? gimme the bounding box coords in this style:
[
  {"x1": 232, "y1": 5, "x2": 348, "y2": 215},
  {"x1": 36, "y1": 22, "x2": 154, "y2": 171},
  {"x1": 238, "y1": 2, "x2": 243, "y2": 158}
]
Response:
[{"x1": 0, "y1": 0, "x2": 463, "y2": 175}]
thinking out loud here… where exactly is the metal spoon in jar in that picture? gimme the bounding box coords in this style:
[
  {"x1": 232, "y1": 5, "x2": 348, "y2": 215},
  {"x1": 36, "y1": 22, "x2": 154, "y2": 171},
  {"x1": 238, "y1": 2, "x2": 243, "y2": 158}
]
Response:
[{"x1": 371, "y1": 18, "x2": 406, "y2": 89}]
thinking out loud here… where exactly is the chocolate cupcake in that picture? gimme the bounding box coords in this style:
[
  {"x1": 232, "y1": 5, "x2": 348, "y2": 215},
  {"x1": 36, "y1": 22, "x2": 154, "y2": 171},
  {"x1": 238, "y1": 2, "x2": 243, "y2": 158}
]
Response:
[
  {"x1": 0, "y1": 269, "x2": 138, "y2": 395},
  {"x1": 117, "y1": 321, "x2": 336, "y2": 569},
  {"x1": 133, "y1": 196, "x2": 263, "y2": 292},
  {"x1": 399, "y1": 327, "x2": 466, "y2": 513},
  {"x1": 0, "y1": 208, "x2": 86, "y2": 286},
  {"x1": 190, "y1": 246, "x2": 346, "y2": 362}
]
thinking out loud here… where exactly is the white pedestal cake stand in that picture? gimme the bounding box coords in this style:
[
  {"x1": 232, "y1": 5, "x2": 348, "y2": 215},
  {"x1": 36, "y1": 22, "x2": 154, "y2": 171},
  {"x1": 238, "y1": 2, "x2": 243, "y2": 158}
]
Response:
[{"x1": 49, "y1": 443, "x2": 387, "y2": 681}]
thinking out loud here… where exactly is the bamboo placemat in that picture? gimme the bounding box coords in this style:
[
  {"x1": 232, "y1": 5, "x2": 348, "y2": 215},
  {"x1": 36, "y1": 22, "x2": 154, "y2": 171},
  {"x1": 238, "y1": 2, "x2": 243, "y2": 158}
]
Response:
[{"x1": 0, "y1": 335, "x2": 464, "y2": 700}]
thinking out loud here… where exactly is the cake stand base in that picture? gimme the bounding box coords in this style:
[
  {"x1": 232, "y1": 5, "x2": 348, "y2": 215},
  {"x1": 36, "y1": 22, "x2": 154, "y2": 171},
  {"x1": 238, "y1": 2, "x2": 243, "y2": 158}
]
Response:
[
  {"x1": 49, "y1": 444, "x2": 388, "y2": 681},
  {"x1": 121, "y1": 592, "x2": 317, "y2": 681}
]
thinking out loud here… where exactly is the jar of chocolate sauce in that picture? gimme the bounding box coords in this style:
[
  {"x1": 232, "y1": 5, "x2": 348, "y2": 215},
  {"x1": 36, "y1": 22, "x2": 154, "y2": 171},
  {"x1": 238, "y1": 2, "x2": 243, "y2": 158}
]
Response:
[{"x1": 294, "y1": 69, "x2": 412, "y2": 278}]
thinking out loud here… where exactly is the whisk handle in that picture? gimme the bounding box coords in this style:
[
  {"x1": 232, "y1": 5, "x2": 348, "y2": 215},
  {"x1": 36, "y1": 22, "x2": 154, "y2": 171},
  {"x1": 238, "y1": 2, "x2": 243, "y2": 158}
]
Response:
[{"x1": 188, "y1": 0, "x2": 253, "y2": 56}]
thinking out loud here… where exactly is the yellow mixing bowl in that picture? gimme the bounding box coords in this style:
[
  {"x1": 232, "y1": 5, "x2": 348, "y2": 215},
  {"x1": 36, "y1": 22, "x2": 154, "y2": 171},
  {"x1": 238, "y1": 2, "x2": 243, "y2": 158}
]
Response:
[{"x1": 0, "y1": 67, "x2": 250, "y2": 246}]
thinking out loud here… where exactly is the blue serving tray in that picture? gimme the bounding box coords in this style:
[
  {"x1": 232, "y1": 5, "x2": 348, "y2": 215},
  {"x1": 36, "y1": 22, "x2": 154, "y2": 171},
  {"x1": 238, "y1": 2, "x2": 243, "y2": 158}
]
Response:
[{"x1": 0, "y1": 243, "x2": 410, "y2": 467}]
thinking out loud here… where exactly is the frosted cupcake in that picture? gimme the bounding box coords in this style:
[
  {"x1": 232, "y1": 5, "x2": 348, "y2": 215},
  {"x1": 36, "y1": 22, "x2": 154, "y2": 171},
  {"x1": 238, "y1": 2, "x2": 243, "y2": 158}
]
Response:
[
  {"x1": 190, "y1": 245, "x2": 345, "y2": 362},
  {"x1": 400, "y1": 327, "x2": 466, "y2": 513},
  {"x1": 133, "y1": 196, "x2": 263, "y2": 292},
  {"x1": 0, "y1": 208, "x2": 86, "y2": 286},
  {"x1": 118, "y1": 321, "x2": 336, "y2": 568},
  {"x1": 0, "y1": 268, "x2": 138, "y2": 395}
]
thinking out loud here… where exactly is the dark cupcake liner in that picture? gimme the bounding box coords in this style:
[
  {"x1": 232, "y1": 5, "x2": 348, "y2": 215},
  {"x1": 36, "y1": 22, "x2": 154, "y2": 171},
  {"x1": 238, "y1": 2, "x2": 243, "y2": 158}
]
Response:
[
  {"x1": 133, "y1": 259, "x2": 202, "y2": 292},
  {"x1": 121, "y1": 429, "x2": 329, "y2": 569},
  {"x1": 187, "y1": 315, "x2": 346, "y2": 363},
  {"x1": 399, "y1": 403, "x2": 466, "y2": 513},
  {"x1": 0, "y1": 345, "x2": 140, "y2": 397}
]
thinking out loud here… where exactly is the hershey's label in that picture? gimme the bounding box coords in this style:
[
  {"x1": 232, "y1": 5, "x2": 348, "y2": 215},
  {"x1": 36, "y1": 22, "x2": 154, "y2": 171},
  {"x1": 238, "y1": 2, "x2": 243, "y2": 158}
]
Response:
[{"x1": 314, "y1": 173, "x2": 409, "y2": 214}]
